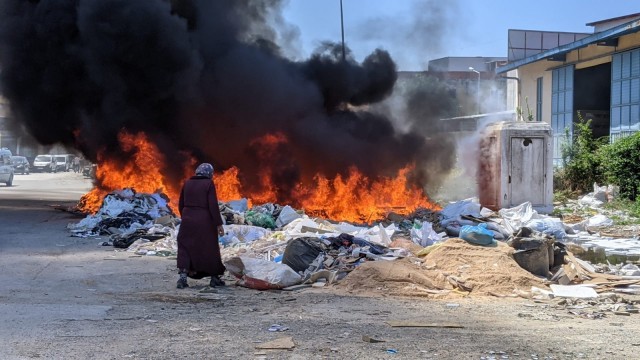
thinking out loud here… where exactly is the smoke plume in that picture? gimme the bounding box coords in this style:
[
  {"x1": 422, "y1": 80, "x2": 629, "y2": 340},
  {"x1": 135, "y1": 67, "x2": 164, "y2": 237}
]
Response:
[
  {"x1": 354, "y1": 0, "x2": 462, "y2": 71},
  {"x1": 0, "y1": 0, "x2": 455, "y2": 202}
]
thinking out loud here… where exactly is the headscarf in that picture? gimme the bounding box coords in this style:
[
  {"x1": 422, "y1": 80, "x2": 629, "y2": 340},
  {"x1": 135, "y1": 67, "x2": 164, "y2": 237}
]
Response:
[{"x1": 195, "y1": 163, "x2": 214, "y2": 179}]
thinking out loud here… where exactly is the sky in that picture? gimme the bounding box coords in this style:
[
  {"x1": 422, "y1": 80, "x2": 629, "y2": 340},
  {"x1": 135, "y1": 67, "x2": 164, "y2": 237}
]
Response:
[{"x1": 282, "y1": 0, "x2": 639, "y2": 70}]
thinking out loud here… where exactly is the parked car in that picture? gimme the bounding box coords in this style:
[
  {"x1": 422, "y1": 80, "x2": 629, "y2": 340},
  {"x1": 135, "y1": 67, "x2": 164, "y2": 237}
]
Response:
[
  {"x1": 82, "y1": 163, "x2": 97, "y2": 179},
  {"x1": 0, "y1": 148, "x2": 14, "y2": 186},
  {"x1": 54, "y1": 154, "x2": 75, "y2": 172},
  {"x1": 54, "y1": 155, "x2": 68, "y2": 172},
  {"x1": 32, "y1": 154, "x2": 57, "y2": 173},
  {"x1": 10, "y1": 156, "x2": 30, "y2": 175}
]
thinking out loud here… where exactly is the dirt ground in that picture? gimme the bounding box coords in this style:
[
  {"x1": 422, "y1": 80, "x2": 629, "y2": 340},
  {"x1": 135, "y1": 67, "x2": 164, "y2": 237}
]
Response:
[{"x1": 1, "y1": 172, "x2": 639, "y2": 359}]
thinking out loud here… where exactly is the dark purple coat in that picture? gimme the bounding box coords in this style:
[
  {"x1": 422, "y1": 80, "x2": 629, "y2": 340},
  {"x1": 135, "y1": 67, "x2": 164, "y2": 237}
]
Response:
[{"x1": 177, "y1": 176, "x2": 225, "y2": 278}]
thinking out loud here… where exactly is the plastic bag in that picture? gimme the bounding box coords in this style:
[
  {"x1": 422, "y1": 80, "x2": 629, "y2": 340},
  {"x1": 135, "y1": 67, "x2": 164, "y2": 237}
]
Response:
[
  {"x1": 225, "y1": 256, "x2": 302, "y2": 290},
  {"x1": 498, "y1": 202, "x2": 539, "y2": 234},
  {"x1": 227, "y1": 198, "x2": 249, "y2": 212},
  {"x1": 282, "y1": 237, "x2": 327, "y2": 273},
  {"x1": 586, "y1": 214, "x2": 613, "y2": 227},
  {"x1": 459, "y1": 223, "x2": 496, "y2": 246},
  {"x1": 275, "y1": 205, "x2": 302, "y2": 228},
  {"x1": 245, "y1": 210, "x2": 277, "y2": 229},
  {"x1": 223, "y1": 224, "x2": 271, "y2": 243},
  {"x1": 356, "y1": 224, "x2": 395, "y2": 246},
  {"x1": 524, "y1": 218, "x2": 566, "y2": 239},
  {"x1": 218, "y1": 234, "x2": 240, "y2": 247},
  {"x1": 440, "y1": 197, "x2": 482, "y2": 219},
  {"x1": 410, "y1": 221, "x2": 441, "y2": 247}
]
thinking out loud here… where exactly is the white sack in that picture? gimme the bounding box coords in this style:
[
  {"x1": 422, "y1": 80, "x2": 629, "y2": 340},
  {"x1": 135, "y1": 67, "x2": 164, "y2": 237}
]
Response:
[{"x1": 225, "y1": 256, "x2": 302, "y2": 289}]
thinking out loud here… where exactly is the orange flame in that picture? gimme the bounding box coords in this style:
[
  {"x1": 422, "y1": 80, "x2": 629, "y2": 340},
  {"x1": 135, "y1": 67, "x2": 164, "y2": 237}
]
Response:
[
  {"x1": 80, "y1": 131, "x2": 439, "y2": 223},
  {"x1": 295, "y1": 166, "x2": 436, "y2": 222},
  {"x1": 78, "y1": 132, "x2": 191, "y2": 213}
]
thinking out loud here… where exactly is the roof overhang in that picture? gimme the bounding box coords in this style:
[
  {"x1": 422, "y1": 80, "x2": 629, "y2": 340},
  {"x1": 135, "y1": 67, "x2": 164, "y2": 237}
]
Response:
[{"x1": 497, "y1": 19, "x2": 640, "y2": 74}]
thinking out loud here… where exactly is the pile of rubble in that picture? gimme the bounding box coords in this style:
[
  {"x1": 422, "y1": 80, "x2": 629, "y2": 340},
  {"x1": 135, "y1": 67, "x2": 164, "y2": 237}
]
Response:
[
  {"x1": 556, "y1": 184, "x2": 640, "y2": 258},
  {"x1": 67, "y1": 186, "x2": 640, "y2": 308},
  {"x1": 68, "y1": 188, "x2": 180, "y2": 255}
]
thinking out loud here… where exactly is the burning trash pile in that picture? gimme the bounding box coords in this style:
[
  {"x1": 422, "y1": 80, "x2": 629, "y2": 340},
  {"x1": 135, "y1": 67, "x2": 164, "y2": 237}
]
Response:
[
  {"x1": 68, "y1": 188, "x2": 180, "y2": 255},
  {"x1": 68, "y1": 184, "x2": 640, "y2": 306}
]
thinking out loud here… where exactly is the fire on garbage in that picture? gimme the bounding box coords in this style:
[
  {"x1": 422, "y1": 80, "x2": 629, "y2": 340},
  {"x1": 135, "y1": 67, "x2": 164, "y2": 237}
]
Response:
[{"x1": 78, "y1": 131, "x2": 439, "y2": 223}]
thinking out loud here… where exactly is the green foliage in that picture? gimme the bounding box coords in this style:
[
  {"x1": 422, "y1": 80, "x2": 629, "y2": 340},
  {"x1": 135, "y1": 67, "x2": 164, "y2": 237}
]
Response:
[
  {"x1": 603, "y1": 198, "x2": 640, "y2": 223},
  {"x1": 525, "y1": 97, "x2": 534, "y2": 122},
  {"x1": 552, "y1": 189, "x2": 573, "y2": 206},
  {"x1": 516, "y1": 96, "x2": 535, "y2": 122},
  {"x1": 599, "y1": 131, "x2": 640, "y2": 201},
  {"x1": 557, "y1": 113, "x2": 607, "y2": 193}
]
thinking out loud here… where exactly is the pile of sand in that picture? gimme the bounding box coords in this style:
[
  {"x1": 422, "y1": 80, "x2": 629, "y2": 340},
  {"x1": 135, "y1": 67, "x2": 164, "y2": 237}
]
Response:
[{"x1": 339, "y1": 238, "x2": 544, "y2": 297}]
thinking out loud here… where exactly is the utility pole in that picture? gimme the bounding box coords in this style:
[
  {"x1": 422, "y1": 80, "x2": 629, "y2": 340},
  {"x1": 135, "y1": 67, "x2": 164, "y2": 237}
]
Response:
[{"x1": 340, "y1": 0, "x2": 345, "y2": 62}]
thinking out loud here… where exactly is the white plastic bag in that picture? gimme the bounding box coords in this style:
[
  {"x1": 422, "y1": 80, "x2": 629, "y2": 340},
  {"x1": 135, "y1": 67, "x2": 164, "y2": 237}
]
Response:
[
  {"x1": 410, "y1": 221, "x2": 441, "y2": 247},
  {"x1": 223, "y1": 224, "x2": 271, "y2": 243},
  {"x1": 440, "y1": 197, "x2": 482, "y2": 220},
  {"x1": 225, "y1": 256, "x2": 302, "y2": 290},
  {"x1": 586, "y1": 214, "x2": 613, "y2": 227},
  {"x1": 360, "y1": 224, "x2": 395, "y2": 246},
  {"x1": 524, "y1": 218, "x2": 566, "y2": 239},
  {"x1": 499, "y1": 202, "x2": 539, "y2": 234}
]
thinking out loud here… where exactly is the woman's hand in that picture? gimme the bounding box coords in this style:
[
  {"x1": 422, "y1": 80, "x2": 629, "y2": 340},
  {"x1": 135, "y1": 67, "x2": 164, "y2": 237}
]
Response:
[{"x1": 217, "y1": 225, "x2": 224, "y2": 237}]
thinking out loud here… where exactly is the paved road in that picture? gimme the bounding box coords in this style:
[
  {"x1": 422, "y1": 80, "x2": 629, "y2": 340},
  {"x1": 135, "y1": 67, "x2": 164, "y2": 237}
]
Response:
[
  {"x1": 0, "y1": 170, "x2": 93, "y2": 201},
  {"x1": 1, "y1": 171, "x2": 639, "y2": 359}
]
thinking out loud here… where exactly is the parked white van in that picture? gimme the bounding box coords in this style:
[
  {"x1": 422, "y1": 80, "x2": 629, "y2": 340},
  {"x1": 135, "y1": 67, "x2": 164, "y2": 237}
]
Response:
[
  {"x1": 33, "y1": 154, "x2": 57, "y2": 173},
  {"x1": 0, "y1": 148, "x2": 14, "y2": 186},
  {"x1": 54, "y1": 154, "x2": 74, "y2": 172}
]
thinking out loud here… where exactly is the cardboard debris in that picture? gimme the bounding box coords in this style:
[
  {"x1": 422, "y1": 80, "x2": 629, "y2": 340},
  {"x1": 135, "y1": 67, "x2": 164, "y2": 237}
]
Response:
[{"x1": 255, "y1": 337, "x2": 295, "y2": 350}]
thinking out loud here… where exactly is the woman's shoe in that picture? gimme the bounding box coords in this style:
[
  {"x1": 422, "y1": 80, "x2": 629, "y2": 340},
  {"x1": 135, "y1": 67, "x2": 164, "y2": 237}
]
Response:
[
  {"x1": 210, "y1": 276, "x2": 225, "y2": 287},
  {"x1": 176, "y1": 278, "x2": 189, "y2": 289}
]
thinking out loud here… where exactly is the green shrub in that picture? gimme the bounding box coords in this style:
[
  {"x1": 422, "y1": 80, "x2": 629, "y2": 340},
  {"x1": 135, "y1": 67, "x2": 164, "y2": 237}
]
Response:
[
  {"x1": 600, "y1": 131, "x2": 640, "y2": 201},
  {"x1": 558, "y1": 114, "x2": 606, "y2": 193}
]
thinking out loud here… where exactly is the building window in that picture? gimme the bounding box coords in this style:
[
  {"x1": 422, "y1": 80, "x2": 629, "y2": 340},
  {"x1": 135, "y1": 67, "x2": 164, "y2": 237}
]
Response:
[
  {"x1": 611, "y1": 49, "x2": 640, "y2": 142},
  {"x1": 536, "y1": 77, "x2": 543, "y2": 122},
  {"x1": 551, "y1": 65, "x2": 574, "y2": 166}
]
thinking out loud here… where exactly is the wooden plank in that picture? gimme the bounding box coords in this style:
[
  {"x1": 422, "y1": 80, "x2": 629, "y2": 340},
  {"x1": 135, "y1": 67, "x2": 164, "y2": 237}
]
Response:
[{"x1": 255, "y1": 337, "x2": 295, "y2": 350}]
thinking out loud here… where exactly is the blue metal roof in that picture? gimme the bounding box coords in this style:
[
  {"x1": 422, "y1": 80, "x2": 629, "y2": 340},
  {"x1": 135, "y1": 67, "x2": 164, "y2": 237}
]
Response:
[{"x1": 497, "y1": 19, "x2": 640, "y2": 74}]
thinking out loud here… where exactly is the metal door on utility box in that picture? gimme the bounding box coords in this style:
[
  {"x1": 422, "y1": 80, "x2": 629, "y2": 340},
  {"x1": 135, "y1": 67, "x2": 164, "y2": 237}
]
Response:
[{"x1": 509, "y1": 136, "x2": 545, "y2": 206}]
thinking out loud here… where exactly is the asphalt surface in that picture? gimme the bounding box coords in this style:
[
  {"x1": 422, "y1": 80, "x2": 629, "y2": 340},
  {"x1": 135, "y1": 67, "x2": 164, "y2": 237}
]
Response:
[{"x1": 1, "y1": 171, "x2": 640, "y2": 359}]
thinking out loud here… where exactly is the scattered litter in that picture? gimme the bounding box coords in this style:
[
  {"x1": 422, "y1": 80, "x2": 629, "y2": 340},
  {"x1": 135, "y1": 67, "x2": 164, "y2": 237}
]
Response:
[
  {"x1": 550, "y1": 284, "x2": 598, "y2": 299},
  {"x1": 268, "y1": 324, "x2": 289, "y2": 332},
  {"x1": 67, "y1": 186, "x2": 640, "y2": 304},
  {"x1": 255, "y1": 337, "x2": 295, "y2": 350},
  {"x1": 385, "y1": 321, "x2": 464, "y2": 328},
  {"x1": 362, "y1": 335, "x2": 385, "y2": 343}
]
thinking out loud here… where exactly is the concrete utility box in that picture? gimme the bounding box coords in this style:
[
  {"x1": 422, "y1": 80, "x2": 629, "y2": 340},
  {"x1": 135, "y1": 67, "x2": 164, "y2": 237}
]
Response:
[{"x1": 478, "y1": 121, "x2": 553, "y2": 213}]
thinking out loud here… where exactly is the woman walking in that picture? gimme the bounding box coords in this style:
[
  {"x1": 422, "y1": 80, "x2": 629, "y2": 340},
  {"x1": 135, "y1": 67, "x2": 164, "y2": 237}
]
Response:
[{"x1": 176, "y1": 163, "x2": 226, "y2": 288}]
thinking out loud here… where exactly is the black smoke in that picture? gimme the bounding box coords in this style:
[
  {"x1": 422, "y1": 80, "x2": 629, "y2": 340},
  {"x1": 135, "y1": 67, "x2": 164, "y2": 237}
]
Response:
[{"x1": 0, "y1": 0, "x2": 453, "y2": 202}]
